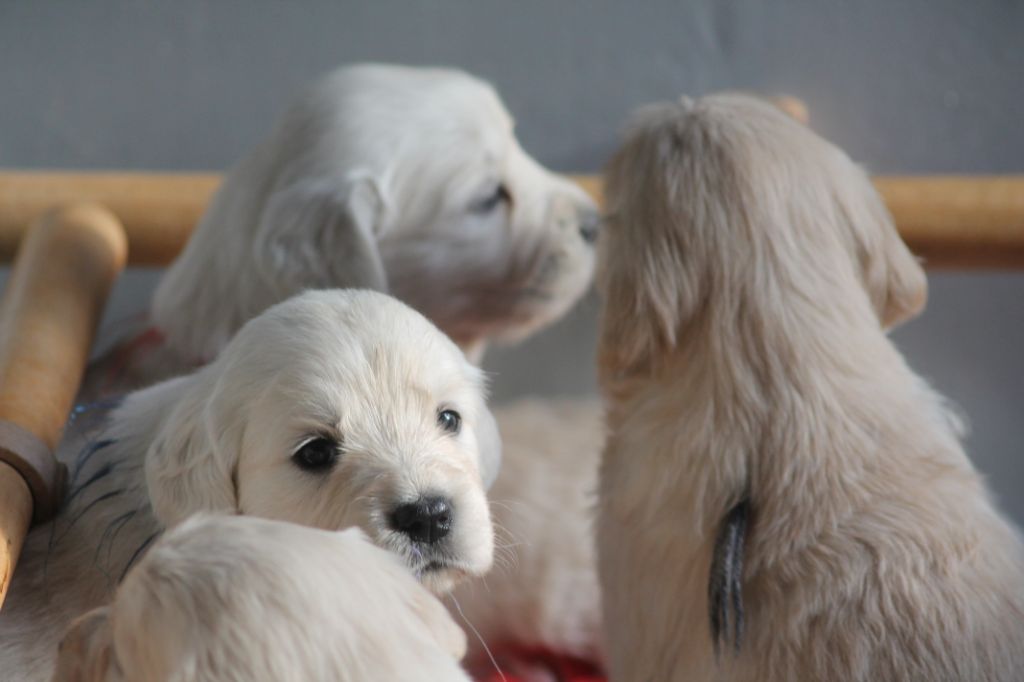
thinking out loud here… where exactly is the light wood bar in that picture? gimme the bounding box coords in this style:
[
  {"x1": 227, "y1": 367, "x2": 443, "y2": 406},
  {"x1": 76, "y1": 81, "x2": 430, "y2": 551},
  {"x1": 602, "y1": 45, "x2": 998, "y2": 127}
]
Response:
[
  {"x1": 0, "y1": 171, "x2": 1023, "y2": 269},
  {"x1": 0, "y1": 204, "x2": 127, "y2": 608}
]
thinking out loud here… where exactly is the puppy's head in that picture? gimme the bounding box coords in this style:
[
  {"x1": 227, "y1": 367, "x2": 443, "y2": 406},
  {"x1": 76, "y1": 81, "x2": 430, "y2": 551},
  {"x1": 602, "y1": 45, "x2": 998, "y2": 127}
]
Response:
[
  {"x1": 598, "y1": 94, "x2": 926, "y2": 373},
  {"x1": 153, "y1": 64, "x2": 597, "y2": 362},
  {"x1": 361, "y1": 66, "x2": 599, "y2": 351},
  {"x1": 145, "y1": 290, "x2": 497, "y2": 592}
]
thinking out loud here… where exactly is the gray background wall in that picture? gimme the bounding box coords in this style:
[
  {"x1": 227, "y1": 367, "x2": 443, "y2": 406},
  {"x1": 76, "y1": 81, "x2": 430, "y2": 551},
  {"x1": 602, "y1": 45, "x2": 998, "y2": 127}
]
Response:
[{"x1": 2, "y1": 0, "x2": 1022, "y2": 520}]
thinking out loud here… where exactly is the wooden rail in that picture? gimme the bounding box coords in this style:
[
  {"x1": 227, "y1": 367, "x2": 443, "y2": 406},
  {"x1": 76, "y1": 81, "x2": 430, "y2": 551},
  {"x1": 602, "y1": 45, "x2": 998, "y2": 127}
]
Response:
[
  {"x1": 0, "y1": 204, "x2": 126, "y2": 608},
  {"x1": 1, "y1": 171, "x2": 1023, "y2": 269}
]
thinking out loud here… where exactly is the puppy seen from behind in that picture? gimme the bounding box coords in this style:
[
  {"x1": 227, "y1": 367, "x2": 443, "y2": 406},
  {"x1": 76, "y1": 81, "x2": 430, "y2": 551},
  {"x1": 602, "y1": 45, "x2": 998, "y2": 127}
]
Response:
[{"x1": 596, "y1": 93, "x2": 1024, "y2": 681}]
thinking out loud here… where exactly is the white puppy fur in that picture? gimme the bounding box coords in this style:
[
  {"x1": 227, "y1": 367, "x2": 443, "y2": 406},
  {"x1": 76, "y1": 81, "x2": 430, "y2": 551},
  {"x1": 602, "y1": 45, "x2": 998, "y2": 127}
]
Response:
[
  {"x1": 452, "y1": 399, "x2": 605, "y2": 671},
  {"x1": 51, "y1": 515, "x2": 471, "y2": 682},
  {"x1": 89, "y1": 62, "x2": 597, "y2": 396},
  {"x1": 596, "y1": 94, "x2": 1024, "y2": 681},
  {"x1": 1, "y1": 290, "x2": 497, "y2": 680}
]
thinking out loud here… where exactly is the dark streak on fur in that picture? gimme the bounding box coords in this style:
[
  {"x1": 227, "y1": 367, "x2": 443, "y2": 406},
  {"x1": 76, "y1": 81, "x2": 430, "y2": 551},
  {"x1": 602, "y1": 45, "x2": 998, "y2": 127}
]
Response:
[
  {"x1": 709, "y1": 496, "x2": 750, "y2": 658},
  {"x1": 120, "y1": 531, "x2": 161, "y2": 583},
  {"x1": 94, "y1": 510, "x2": 139, "y2": 566},
  {"x1": 70, "y1": 438, "x2": 117, "y2": 484},
  {"x1": 57, "y1": 489, "x2": 126, "y2": 541},
  {"x1": 64, "y1": 461, "x2": 117, "y2": 506}
]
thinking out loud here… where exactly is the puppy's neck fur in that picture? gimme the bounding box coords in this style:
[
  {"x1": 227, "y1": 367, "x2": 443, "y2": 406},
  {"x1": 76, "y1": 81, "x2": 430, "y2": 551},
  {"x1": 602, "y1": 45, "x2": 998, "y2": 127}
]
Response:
[{"x1": 151, "y1": 149, "x2": 288, "y2": 363}]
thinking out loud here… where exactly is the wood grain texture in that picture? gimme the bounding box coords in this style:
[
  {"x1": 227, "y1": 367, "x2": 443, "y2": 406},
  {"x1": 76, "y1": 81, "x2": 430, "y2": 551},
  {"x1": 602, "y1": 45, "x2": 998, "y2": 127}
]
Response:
[
  {"x1": 0, "y1": 203, "x2": 127, "y2": 609},
  {"x1": 1, "y1": 171, "x2": 1023, "y2": 269}
]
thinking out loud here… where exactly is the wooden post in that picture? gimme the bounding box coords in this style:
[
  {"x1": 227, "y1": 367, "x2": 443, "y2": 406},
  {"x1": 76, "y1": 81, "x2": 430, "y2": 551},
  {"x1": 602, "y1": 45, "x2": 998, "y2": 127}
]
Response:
[{"x1": 0, "y1": 204, "x2": 127, "y2": 609}]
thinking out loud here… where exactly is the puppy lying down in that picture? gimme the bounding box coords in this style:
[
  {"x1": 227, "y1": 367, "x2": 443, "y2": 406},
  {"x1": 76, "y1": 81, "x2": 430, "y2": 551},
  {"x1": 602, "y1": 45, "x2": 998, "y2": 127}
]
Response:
[
  {"x1": 596, "y1": 93, "x2": 1024, "y2": 681},
  {"x1": 52, "y1": 515, "x2": 471, "y2": 682},
  {"x1": 0, "y1": 289, "x2": 498, "y2": 680}
]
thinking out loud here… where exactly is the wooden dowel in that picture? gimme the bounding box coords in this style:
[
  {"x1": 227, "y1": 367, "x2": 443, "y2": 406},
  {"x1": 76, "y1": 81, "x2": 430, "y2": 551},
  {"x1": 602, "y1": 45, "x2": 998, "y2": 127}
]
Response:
[
  {"x1": 0, "y1": 467, "x2": 31, "y2": 609},
  {"x1": 875, "y1": 176, "x2": 1024, "y2": 269},
  {"x1": 769, "y1": 95, "x2": 810, "y2": 124},
  {"x1": 0, "y1": 171, "x2": 1023, "y2": 269},
  {"x1": 572, "y1": 174, "x2": 1024, "y2": 269},
  {"x1": 0, "y1": 172, "x2": 219, "y2": 266},
  {"x1": 0, "y1": 204, "x2": 127, "y2": 609}
]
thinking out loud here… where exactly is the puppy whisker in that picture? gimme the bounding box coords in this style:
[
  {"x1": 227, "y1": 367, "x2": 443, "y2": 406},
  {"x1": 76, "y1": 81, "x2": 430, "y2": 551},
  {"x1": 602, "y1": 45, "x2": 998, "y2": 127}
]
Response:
[{"x1": 449, "y1": 594, "x2": 506, "y2": 682}]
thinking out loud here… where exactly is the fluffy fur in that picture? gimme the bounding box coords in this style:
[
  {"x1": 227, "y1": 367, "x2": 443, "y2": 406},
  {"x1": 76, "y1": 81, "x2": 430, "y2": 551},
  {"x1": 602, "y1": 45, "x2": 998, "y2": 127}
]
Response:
[
  {"x1": 52, "y1": 515, "x2": 471, "y2": 682},
  {"x1": 1, "y1": 290, "x2": 497, "y2": 680},
  {"x1": 88, "y1": 62, "x2": 597, "y2": 397},
  {"x1": 452, "y1": 399, "x2": 605, "y2": 674},
  {"x1": 595, "y1": 93, "x2": 1024, "y2": 681}
]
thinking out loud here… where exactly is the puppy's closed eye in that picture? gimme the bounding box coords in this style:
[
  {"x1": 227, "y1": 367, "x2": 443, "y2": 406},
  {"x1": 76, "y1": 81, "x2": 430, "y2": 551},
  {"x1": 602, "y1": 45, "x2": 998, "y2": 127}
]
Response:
[
  {"x1": 292, "y1": 436, "x2": 341, "y2": 473},
  {"x1": 471, "y1": 183, "x2": 511, "y2": 214}
]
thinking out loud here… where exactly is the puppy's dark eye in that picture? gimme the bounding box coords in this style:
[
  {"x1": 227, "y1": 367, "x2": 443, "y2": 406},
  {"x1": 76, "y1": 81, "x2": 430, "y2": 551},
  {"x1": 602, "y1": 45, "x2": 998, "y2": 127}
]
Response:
[
  {"x1": 437, "y1": 409, "x2": 462, "y2": 434},
  {"x1": 292, "y1": 437, "x2": 340, "y2": 472},
  {"x1": 473, "y1": 183, "x2": 511, "y2": 213}
]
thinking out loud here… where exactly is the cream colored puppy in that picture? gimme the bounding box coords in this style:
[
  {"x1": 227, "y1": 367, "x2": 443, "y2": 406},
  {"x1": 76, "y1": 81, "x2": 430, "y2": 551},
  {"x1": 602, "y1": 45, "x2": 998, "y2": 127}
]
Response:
[
  {"x1": 91, "y1": 63, "x2": 597, "y2": 396},
  {"x1": 1, "y1": 290, "x2": 497, "y2": 680},
  {"x1": 52, "y1": 515, "x2": 471, "y2": 682},
  {"x1": 596, "y1": 94, "x2": 1024, "y2": 681}
]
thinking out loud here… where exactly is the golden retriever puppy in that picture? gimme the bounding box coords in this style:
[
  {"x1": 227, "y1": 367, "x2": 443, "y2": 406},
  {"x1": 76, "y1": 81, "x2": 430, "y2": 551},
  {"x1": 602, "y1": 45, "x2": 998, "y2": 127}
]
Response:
[
  {"x1": 1, "y1": 289, "x2": 498, "y2": 680},
  {"x1": 90, "y1": 63, "x2": 597, "y2": 396},
  {"x1": 52, "y1": 515, "x2": 471, "y2": 682},
  {"x1": 595, "y1": 93, "x2": 1024, "y2": 681}
]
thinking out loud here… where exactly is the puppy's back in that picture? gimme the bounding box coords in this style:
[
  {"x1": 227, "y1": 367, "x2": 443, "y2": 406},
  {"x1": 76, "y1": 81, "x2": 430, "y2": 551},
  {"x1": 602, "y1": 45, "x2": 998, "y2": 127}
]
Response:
[{"x1": 57, "y1": 515, "x2": 471, "y2": 682}]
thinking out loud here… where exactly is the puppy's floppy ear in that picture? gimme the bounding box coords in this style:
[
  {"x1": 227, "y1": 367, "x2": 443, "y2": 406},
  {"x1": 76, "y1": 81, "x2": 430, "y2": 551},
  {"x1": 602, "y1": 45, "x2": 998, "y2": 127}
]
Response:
[
  {"x1": 254, "y1": 177, "x2": 388, "y2": 296},
  {"x1": 841, "y1": 173, "x2": 927, "y2": 329},
  {"x1": 145, "y1": 375, "x2": 241, "y2": 527},
  {"x1": 473, "y1": 402, "x2": 502, "y2": 489},
  {"x1": 597, "y1": 226, "x2": 693, "y2": 374},
  {"x1": 53, "y1": 607, "x2": 115, "y2": 682},
  {"x1": 597, "y1": 108, "x2": 702, "y2": 374}
]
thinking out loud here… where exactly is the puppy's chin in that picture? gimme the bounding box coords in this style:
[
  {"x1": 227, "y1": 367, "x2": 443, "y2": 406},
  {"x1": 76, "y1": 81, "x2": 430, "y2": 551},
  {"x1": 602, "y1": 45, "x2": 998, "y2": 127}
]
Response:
[
  {"x1": 443, "y1": 263, "x2": 595, "y2": 349},
  {"x1": 418, "y1": 564, "x2": 469, "y2": 595}
]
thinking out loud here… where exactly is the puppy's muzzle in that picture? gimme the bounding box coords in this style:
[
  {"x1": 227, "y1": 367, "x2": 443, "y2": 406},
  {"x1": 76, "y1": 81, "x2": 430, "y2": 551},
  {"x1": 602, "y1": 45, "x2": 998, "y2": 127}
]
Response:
[{"x1": 389, "y1": 495, "x2": 453, "y2": 544}]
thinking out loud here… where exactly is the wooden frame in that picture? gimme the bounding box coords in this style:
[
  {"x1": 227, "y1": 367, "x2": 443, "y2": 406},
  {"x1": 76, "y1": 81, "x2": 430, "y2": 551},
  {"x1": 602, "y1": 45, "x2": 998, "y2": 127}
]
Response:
[{"x1": 2, "y1": 171, "x2": 1023, "y2": 269}]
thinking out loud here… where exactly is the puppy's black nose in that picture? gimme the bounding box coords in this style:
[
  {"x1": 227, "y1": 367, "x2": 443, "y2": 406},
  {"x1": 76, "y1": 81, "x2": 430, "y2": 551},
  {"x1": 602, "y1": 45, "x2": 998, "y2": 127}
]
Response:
[
  {"x1": 390, "y1": 496, "x2": 453, "y2": 544},
  {"x1": 579, "y1": 209, "x2": 601, "y2": 244}
]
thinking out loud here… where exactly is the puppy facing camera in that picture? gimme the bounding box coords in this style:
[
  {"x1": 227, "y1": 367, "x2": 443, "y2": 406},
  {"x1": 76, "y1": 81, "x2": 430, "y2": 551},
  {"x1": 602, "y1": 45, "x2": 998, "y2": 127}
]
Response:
[
  {"x1": 596, "y1": 93, "x2": 1024, "y2": 680},
  {"x1": 52, "y1": 515, "x2": 472, "y2": 682},
  {"x1": 1, "y1": 289, "x2": 498, "y2": 680}
]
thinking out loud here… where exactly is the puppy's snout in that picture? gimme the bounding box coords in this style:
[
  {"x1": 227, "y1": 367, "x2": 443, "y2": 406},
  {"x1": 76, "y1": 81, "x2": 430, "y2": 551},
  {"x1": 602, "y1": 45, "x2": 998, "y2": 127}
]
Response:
[
  {"x1": 390, "y1": 496, "x2": 453, "y2": 544},
  {"x1": 578, "y1": 208, "x2": 601, "y2": 245}
]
